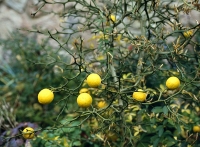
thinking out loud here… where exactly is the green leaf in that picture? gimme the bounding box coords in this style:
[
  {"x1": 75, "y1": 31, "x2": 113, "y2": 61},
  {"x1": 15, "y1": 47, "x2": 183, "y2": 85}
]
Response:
[
  {"x1": 158, "y1": 126, "x2": 164, "y2": 137},
  {"x1": 176, "y1": 124, "x2": 181, "y2": 134},
  {"x1": 168, "y1": 119, "x2": 175, "y2": 126},
  {"x1": 150, "y1": 117, "x2": 156, "y2": 125},
  {"x1": 152, "y1": 106, "x2": 163, "y2": 113},
  {"x1": 156, "y1": 125, "x2": 164, "y2": 137},
  {"x1": 165, "y1": 136, "x2": 177, "y2": 146},
  {"x1": 166, "y1": 141, "x2": 176, "y2": 146},
  {"x1": 137, "y1": 142, "x2": 150, "y2": 147},
  {"x1": 62, "y1": 127, "x2": 75, "y2": 133},
  {"x1": 73, "y1": 141, "x2": 81, "y2": 146},
  {"x1": 163, "y1": 106, "x2": 168, "y2": 115},
  {"x1": 70, "y1": 120, "x2": 80, "y2": 127},
  {"x1": 151, "y1": 135, "x2": 158, "y2": 143},
  {"x1": 163, "y1": 119, "x2": 168, "y2": 125},
  {"x1": 163, "y1": 130, "x2": 173, "y2": 136},
  {"x1": 153, "y1": 138, "x2": 160, "y2": 147}
]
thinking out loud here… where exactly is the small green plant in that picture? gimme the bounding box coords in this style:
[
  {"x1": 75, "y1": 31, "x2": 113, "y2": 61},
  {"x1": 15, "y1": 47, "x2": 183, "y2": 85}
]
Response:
[{"x1": 0, "y1": 32, "x2": 81, "y2": 146}]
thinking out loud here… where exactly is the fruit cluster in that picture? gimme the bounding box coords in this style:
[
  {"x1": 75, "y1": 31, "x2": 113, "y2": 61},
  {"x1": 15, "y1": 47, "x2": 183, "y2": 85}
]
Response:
[{"x1": 23, "y1": 74, "x2": 199, "y2": 140}]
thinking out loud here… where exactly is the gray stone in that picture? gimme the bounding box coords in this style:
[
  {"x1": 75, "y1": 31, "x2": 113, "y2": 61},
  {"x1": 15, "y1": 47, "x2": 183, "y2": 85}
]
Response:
[
  {"x1": 0, "y1": 5, "x2": 22, "y2": 39},
  {"x1": 5, "y1": 0, "x2": 28, "y2": 13}
]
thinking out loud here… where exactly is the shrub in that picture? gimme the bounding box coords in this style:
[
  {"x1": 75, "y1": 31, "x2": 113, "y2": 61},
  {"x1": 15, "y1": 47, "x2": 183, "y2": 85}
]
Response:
[{"x1": 1, "y1": 0, "x2": 200, "y2": 147}]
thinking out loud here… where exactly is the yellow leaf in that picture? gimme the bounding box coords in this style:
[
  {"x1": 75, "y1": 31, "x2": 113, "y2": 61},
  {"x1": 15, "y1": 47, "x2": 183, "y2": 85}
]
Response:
[
  {"x1": 138, "y1": 89, "x2": 144, "y2": 92},
  {"x1": 134, "y1": 131, "x2": 139, "y2": 136},
  {"x1": 122, "y1": 74, "x2": 127, "y2": 79},
  {"x1": 181, "y1": 109, "x2": 191, "y2": 114},
  {"x1": 110, "y1": 14, "x2": 116, "y2": 22},
  {"x1": 182, "y1": 90, "x2": 198, "y2": 101},
  {"x1": 53, "y1": 136, "x2": 60, "y2": 140},
  {"x1": 159, "y1": 84, "x2": 165, "y2": 91},
  {"x1": 133, "y1": 126, "x2": 140, "y2": 132},
  {"x1": 96, "y1": 55, "x2": 105, "y2": 61}
]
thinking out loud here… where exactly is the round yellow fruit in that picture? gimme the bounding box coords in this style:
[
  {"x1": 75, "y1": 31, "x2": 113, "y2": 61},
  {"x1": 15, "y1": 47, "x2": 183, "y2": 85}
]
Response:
[
  {"x1": 79, "y1": 88, "x2": 90, "y2": 94},
  {"x1": 38, "y1": 88, "x2": 54, "y2": 104},
  {"x1": 86, "y1": 73, "x2": 101, "y2": 88},
  {"x1": 22, "y1": 127, "x2": 35, "y2": 139},
  {"x1": 77, "y1": 93, "x2": 92, "y2": 108},
  {"x1": 132, "y1": 91, "x2": 147, "y2": 102},
  {"x1": 193, "y1": 126, "x2": 200, "y2": 133},
  {"x1": 166, "y1": 77, "x2": 180, "y2": 90},
  {"x1": 97, "y1": 101, "x2": 107, "y2": 109}
]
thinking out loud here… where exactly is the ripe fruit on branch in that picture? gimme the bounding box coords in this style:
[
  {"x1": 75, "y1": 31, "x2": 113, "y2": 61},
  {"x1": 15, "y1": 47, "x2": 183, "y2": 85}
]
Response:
[
  {"x1": 77, "y1": 93, "x2": 93, "y2": 108},
  {"x1": 193, "y1": 126, "x2": 200, "y2": 133},
  {"x1": 38, "y1": 88, "x2": 54, "y2": 104},
  {"x1": 22, "y1": 127, "x2": 35, "y2": 139},
  {"x1": 166, "y1": 77, "x2": 180, "y2": 90},
  {"x1": 86, "y1": 73, "x2": 101, "y2": 88},
  {"x1": 132, "y1": 91, "x2": 147, "y2": 102}
]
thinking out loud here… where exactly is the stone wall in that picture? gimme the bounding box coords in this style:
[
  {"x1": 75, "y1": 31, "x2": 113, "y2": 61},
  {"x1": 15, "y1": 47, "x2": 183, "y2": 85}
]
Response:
[
  {"x1": 0, "y1": 0, "x2": 199, "y2": 46},
  {"x1": 0, "y1": 0, "x2": 62, "y2": 39},
  {"x1": 0, "y1": 0, "x2": 63, "y2": 60}
]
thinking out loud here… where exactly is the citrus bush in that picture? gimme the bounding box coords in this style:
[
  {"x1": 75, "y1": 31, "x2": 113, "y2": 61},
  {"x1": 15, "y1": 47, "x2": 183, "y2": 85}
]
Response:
[
  {"x1": 28, "y1": 0, "x2": 200, "y2": 146},
  {"x1": 1, "y1": 0, "x2": 200, "y2": 147},
  {"x1": 29, "y1": 1, "x2": 200, "y2": 146}
]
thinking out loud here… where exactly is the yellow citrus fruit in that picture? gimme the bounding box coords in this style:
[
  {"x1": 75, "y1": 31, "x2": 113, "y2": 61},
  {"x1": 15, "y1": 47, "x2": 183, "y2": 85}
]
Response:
[
  {"x1": 193, "y1": 126, "x2": 200, "y2": 133},
  {"x1": 97, "y1": 100, "x2": 107, "y2": 109},
  {"x1": 183, "y1": 30, "x2": 193, "y2": 38},
  {"x1": 132, "y1": 91, "x2": 147, "y2": 102},
  {"x1": 166, "y1": 76, "x2": 180, "y2": 90},
  {"x1": 22, "y1": 127, "x2": 35, "y2": 139},
  {"x1": 77, "y1": 93, "x2": 92, "y2": 108},
  {"x1": 110, "y1": 14, "x2": 116, "y2": 22},
  {"x1": 86, "y1": 73, "x2": 101, "y2": 88},
  {"x1": 38, "y1": 88, "x2": 54, "y2": 104},
  {"x1": 79, "y1": 88, "x2": 90, "y2": 94}
]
